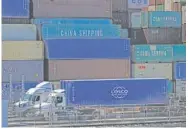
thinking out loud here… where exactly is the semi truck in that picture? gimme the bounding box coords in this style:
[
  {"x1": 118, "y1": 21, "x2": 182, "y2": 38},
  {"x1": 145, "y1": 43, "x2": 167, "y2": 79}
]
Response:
[
  {"x1": 13, "y1": 81, "x2": 54, "y2": 116},
  {"x1": 26, "y1": 78, "x2": 170, "y2": 120}
]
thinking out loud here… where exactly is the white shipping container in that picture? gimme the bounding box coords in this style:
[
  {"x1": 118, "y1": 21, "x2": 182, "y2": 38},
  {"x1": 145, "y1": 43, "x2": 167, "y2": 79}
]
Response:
[
  {"x1": 175, "y1": 80, "x2": 186, "y2": 96},
  {"x1": 182, "y1": 6, "x2": 186, "y2": 24},
  {"x1": 132, "y1": 63, "x2": 172, "y2": 80},
  {"x1": 165, "y1": 0, "x2": 172, "y2": 11}
]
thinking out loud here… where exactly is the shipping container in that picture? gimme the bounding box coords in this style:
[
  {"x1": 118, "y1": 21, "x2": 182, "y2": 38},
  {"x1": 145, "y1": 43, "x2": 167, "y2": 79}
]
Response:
[
  {"x1": 174, "y1": 62, "x2": 186, "y2": 80},
  {"x1": 2, "y1": 0, "x2": 30, "y2": 18},
  {"x1": 128, "y1": 0, "x2": 148, "y2": 9},
  {"x1": 165, "y1": 0, "x2": 173, "y2": 11},
  {"x1": 141, "y1": 11, "x2": 181, "y2": 28},
  {"x1": 175, "y1": 80, "x2": 186, "y2": 96},
  {"x1": 156, "y1": 5, "x2": 165, "y2": 11},
  {"x1": 132, "y1": 63, "x2": 172, "y2": 80},
  {"x1": 143, "y1": 28, "x2": 182, "y2": 44},
  {"x1": 130, "y1": 12, "x2": 141, "y2": 28},
  {"x1": 112, "y1": 0, "x2": 128, "y2": 11},
  {"x1": 149, "y1": 0, "x2": 165, "y2": 5},
  {"x1": 128, "y1": 29, "x2": 147, "y2": 44},
  {"x1": 2, "y1": 18, "x2": 31, "y2": 24},
  {"x1": 182, "y1": 24, "x2": 186, "y2": 43},
  {"x1": 132, "y1": 45, "x2": 173, "y2": 62},
  {"x1": 2, "y1": 24, "x2": 37, "y2": 41},
  {"x1": 121, "y1": 29, "x2": 129, "y2": 38},
  {"x1": 2, "y1": 82, "x2": 38, "y2": 101},
  {"x1": 172, "y1": 2, "x2": 182, "y2": 11},
  {"x1": 45, "y1": 59, "x2": 130, "y2": 81},
  {"x1": 2, "y1": 41, "x2": 44, "y2": 60},
  {"x1": 32, "y1": 18, "x2": 112, "y2": 25},
  {"x1": 112, "y1": 11, "x2": 129, "y2": 28},
  {"x1": 44, "y1": 39, "x2": 130, "y2": 59},
  {"x1": 42, "y1": 24, "x2": 121, "y2": 39},
  {"x1": 173, "y1": 44, "x2": 186, "y2": 61},
  {"x1": 173, "y1": 0, "x2": 186, "y2": 3},
  {"x1": 168, "y1": 81, "x2": 173, "y2": 93},
  {"x1": 32, "y1": 0, "x2": 112, "y2": 18},
  {"x1": 2, "y1": 100, "x2": 8, "y2": 127},
  {"x1": 2, "y1": 61, "x2": 44, "y2": 82},
  {"x1": 182, "y1": 6, "x2": 186, "y2": 24},
  {"x1": 142, "y1": 7, "x2": 148, "y2": 11},
  {"x1": 61, "y1": 78, "x2": 169, "y2": 106},
  {"x1": 148, "y1": 5, "x2": 156, "y2": 11}
]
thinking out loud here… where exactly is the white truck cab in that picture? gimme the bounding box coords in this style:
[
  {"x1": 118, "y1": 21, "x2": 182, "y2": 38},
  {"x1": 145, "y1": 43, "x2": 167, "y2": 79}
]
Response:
[{"x1": 13, "y1": 81, "x2": 54, "y2": 116}]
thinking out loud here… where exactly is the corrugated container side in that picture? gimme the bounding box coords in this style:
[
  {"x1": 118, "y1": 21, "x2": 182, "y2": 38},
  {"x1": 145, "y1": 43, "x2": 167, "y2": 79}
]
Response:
[
  {"x1": 149, "y1": 11, "x2": 181, "y2": 28},
  {"x1": 174, "y1": 62, "x2": 186, "y2": 80},
  {"x1": 130, "y1": 12, "x2": 141, "y2": 28},
  {"x1": 143, "y1": 28, "x2": 182, "y2": 44},
  {"x1": 182, "y1": 6, "x2": 186, "y2": 24},
  {"x1": 32, "y1": 18, "x2": 112, "y2": 25},
  {"x1": 132, "y1": 63, "x2": 173, "y2": 80},
  {"x1": 2, "y1": 82, "x2": 38, "y2": 101},
  {"x1": 42, "y1": 24, "x2": 121, "y2": 39},
  {"x1": 2, "y1": 0, "x2": 30, "y2": 18},
  {"x1": 2, "y1": 61, "x2": 44, "y2": 82},
  {"x1": 128, "y1": 0, "x2": 149, "y2": 9},
  {"x1": 141, "y1": 11, "x2": 149, "y2": 28},
  {"x1": 2, "y1": 18, "x2": 31, "y2": 24},
  {"x1": 32, "y1": 0, "x2": 112, "y2": 18},
  {"x1": 121, "y1": 29, "x2": 128, "y2": 38},
  {"x1": 175, "y1": 80, "x2": 186, "y2": 96},
  {"x1": 156, "y1": 5, "x2": 165, "y2": 11},
  {"x1": 148, "y1": 5, "x2": 156, "y2": 11},
  {"x1": 182, "y1": 24, "x2": 186, "y2": 43},
  {"x1": 149, "y1": 0, "x2": 165, "y2": 5},
  {"x1": 165, "y1": 0, "x2": 173, "y2": 11},
  {"x1": 112, "y1": 0, "x2": 128, "y2": 11},
  {"x1": 172, "y1": 2, "x2": 182, "y2": 11},
  {"x1": 132, "y1": 45, "x2": 173, "y2": 62},
  {"x1": 142, "y1": 7, "x2": 148, "y2": 11},
  {"x1": 62, "y1": 78, "x2": 168, "y2": 106},
  {"x1": 129, "y1": 29, "x2": 147, "y2": 44},
  {"x1": 2, "y1": 41, "x2": 44, "y2": 60},
  {"x1": 45, "y1": 59, "x2": 131, "y2": 81},
  {"x1": 45, "y1": 39, "x2": 130, "y2": 59},
  {"x1": 2, "y1": 24, "x2": 37, "y2": 41},
  {"x1": 173, "y1": 44, "x2": 186, "y2": 61},
  {"x1": 112, "y1": 12, "x2": 129, "y2": 28}
]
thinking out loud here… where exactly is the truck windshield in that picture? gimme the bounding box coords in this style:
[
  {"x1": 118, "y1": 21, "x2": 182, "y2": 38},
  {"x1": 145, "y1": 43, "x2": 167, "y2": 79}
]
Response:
[{"x1": 22, "y1": 94, "x2": 32, "y2": 101}]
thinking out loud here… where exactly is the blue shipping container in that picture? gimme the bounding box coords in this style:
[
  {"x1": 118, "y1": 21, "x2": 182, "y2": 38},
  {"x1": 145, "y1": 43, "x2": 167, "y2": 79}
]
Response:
[
  {"x1": 174, "y1": 62, "x2": 186, "y2": 80},
  {"x1": 2, "y1": 0, "x2": 30, "y2": 18},
  {"x1": 2, "y1": 100, "x2": 8, "y2": 127},
  {"x1": 2, "y1": 24, "x2": 37, "y2": 40},
  {"x1": 128, "y1": 0, "x2": 148, "y2": 9},
  {"x1": 173, "y1": 45, "x2": 186, "y2": 61},
  {"x1": 45, "y1": 39, "x2": 130, "y2": 59},
  {"x1": 61, "y1": 78, "x2": 169, "y2": 106},
  {"x1": 32, "y1": 18, "x2": 112, "y2": 25},
  {"x1": 2, "y1": 82, "x2": 38, "y2": 101},
  {"x1": 2, "y1": 60, "x2": 44, "y2": 82},
  {"x1": 132, "y1": 45, "x2": 173, "y2": 62},
  {"x1": 144, "y1": 12, "x2": 181, "y2": 28},
  {"x1": 42, "y1": 24, "x2": 121, "y2": 39}
]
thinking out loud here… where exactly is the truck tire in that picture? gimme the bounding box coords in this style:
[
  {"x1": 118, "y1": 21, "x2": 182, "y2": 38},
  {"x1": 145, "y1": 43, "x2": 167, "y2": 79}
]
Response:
[{"x1": 92, "y1": 111, "x2": 100, "y2": 120}]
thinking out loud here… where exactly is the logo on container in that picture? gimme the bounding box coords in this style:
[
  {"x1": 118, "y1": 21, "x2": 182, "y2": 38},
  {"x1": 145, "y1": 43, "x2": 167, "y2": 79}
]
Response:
[{"x1": 111, "y1": 86, "x2": 128, "y2": 99}]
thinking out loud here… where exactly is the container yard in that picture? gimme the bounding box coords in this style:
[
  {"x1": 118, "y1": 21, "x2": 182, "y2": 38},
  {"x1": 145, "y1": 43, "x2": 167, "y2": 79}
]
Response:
[{"x1": 2, "y1": 0, "x2": 186, "y2": 127}]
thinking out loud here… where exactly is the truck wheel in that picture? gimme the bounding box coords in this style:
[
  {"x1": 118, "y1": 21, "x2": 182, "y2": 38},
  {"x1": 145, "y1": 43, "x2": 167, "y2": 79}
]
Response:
[{"x1": 92, "y1": 111, "x2": 100, "y2": 120}]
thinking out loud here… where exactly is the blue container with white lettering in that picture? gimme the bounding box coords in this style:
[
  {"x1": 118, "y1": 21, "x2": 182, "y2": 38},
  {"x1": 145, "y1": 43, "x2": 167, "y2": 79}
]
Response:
[
  {"x1": 32, "y1": 18, "x2": 112, "y2": 25},
  {"x1": 132, "y1": 45, "x2": 173, "y2": 62},
  {"x1": 141, "y1": 11, "x2": 181, "y2": 28},
  {"x1": 42, "y1": 24, "x2": 121, "y2": 39},
  {"x1": 173, "y1": 45, "x2": 186, "y2": 61}
]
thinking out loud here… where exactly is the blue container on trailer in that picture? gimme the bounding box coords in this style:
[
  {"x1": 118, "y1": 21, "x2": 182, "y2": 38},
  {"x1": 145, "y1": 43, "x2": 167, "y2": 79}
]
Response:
[
  {"x1": 173, "y1": 45, "x2": 186, "y2": 61},
  {"x1": 174, "y1": 62, "x2": 186, "y2": 80},
  {"x1": 42, "y1": 24, "x2": 121, "y2": 39},
  {"x1": 2, "y1": 24, "x2": 37, "y2": 40},
  {"x1": 2, "y1": 0, "x2": 30, "y2": 18},
  {"x1": 2, "y1": 82, "x2": 38, "y2": 101},
  {"x1": 132, "y1": 45, "x2": 173, "y2": 62},
  {"x1": 142, "y1": 11, "x2": 181, "y2": 28},
  {"x1": 44, "y1": 39, "x2": 130, "y2": 59},
  {"x1": 32, "y1": 18, "x2": 112, "y2": 25},
  {"x1": 61, "y1": 78, "x2": 169, "y2": 106},
  {"x1": 2, "y1": 100, "x2": 8, "y2": 127}
]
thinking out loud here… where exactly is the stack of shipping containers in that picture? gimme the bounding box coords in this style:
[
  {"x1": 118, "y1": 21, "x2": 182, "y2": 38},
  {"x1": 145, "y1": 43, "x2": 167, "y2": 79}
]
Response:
[{"x1": 2, "y1": 0, "x2": 186, "y2": 102}]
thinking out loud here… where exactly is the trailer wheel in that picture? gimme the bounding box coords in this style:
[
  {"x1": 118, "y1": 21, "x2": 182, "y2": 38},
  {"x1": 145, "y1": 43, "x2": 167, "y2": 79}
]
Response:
[{"x1": 92, "y1": 111, "x2": 100, "y2": 120}]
